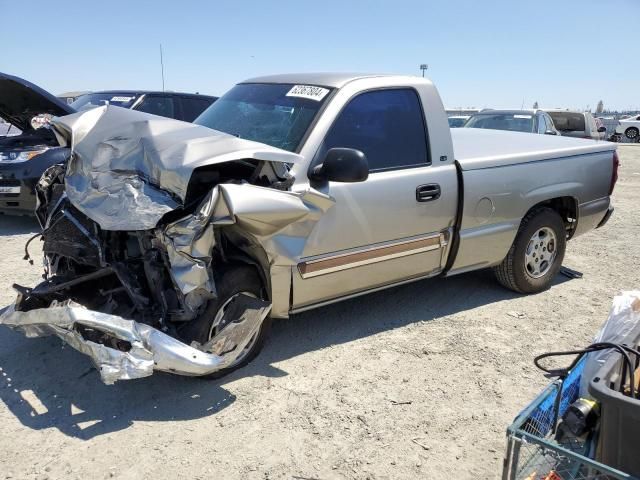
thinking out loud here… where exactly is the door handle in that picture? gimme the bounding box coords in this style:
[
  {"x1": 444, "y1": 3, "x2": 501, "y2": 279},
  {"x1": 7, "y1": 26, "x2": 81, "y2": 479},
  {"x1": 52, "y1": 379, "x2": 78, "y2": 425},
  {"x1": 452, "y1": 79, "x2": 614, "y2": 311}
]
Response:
[{"x1": 416, "y1": 184, "x2": 441, "y2": 202}]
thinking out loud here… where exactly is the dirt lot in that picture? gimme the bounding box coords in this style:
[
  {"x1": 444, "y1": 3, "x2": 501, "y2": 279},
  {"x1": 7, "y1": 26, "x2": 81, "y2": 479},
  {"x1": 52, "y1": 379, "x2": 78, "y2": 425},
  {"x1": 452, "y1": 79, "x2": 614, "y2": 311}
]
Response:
[{"x1": 0, "y1": 146, "x2": 638, "y2": 480}]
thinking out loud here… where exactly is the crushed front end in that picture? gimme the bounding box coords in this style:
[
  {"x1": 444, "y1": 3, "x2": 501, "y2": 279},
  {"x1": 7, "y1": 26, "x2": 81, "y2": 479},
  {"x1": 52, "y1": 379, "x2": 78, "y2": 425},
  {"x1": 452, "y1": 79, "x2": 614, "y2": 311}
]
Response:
[
  {"x1": 0, "y1": 105, "x2": 333, "y2": 384},
  {"x1": 1, "y1": 164, "x2": 273, "y2": 384}
]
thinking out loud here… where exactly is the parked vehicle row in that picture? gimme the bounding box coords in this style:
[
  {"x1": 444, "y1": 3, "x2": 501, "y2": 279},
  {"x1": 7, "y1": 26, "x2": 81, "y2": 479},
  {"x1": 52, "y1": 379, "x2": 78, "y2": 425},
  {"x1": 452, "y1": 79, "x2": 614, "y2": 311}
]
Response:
[
  {"x1": 0, "y1": 72, "x2": 217, "y2": 215},
  {"x1": 0, "y1": 72, "x2": 618, "y2": 383},
  {"x1": 458, "y1": 108, "x2": 608, "y2": 141},
  {"x1": 463, "y1": 109, "x2": 560, "y2": 136},
  {"x1": 547, "y1": 110, "x2": 606, "y2": 140}
]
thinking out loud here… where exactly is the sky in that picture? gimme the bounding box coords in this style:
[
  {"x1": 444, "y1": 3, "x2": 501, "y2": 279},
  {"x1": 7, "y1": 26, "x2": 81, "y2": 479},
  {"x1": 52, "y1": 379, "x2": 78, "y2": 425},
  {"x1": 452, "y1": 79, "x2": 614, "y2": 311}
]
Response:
[{"x1": 2, "y1": 0, "x2": 638, "y2": 111}]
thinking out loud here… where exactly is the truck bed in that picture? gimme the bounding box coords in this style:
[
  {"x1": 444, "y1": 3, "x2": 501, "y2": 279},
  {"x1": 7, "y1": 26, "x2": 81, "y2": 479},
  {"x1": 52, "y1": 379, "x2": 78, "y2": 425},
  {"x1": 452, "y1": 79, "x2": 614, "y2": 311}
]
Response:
[
  {"x1": 448, "y1": 127, "x2": 616, "y2": 276},
  {"x1": 451, "y1": 128, "x2": 617, "y2": 170}
]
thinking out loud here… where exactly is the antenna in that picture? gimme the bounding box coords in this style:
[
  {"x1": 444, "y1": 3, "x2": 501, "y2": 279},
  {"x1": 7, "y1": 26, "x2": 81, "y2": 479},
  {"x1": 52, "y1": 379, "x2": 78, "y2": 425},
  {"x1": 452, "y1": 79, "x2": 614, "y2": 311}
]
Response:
[{"x1": 160, "y1": 44, "x2": 165, "y2": 91}]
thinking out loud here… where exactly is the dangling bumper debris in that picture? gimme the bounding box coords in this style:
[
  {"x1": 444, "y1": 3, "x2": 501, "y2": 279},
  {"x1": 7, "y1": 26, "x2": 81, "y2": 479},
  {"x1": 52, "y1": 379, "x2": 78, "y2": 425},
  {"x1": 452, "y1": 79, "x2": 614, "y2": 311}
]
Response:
[{"x1": 0, "y1": 295, "x2": 270, "y2": 385}]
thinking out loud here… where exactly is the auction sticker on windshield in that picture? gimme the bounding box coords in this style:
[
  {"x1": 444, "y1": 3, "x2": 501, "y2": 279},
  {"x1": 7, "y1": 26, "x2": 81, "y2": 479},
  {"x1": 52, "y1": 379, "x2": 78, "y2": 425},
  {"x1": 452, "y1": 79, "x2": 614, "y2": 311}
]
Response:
[
  {"x1": 514, "y1": 115, "x2": 532, "y2": 119},
  {"x1": 286, "y1": 85, "x2": 330, "y2": 102},
  {"x1": 111, "y1": 96, "x2": 134, "y2": 102}
]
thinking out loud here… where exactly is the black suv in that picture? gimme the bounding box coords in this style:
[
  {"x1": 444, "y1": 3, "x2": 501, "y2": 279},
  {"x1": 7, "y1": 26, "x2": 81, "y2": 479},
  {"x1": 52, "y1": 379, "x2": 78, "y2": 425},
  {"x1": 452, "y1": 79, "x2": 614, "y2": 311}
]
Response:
[
  {"x1": 69, "y1": 90, "x2": 216, "y2": 123},
  {"x1": 0, "y1": 72, "x2": 217, "y2": 215}
]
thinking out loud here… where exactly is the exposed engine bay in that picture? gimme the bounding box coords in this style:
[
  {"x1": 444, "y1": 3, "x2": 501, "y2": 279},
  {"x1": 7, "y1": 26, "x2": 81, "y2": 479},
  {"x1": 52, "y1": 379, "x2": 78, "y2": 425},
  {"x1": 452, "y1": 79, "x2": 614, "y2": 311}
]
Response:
[{"x1": 0, "y1": 105, "x2": 333, "y2": 383}]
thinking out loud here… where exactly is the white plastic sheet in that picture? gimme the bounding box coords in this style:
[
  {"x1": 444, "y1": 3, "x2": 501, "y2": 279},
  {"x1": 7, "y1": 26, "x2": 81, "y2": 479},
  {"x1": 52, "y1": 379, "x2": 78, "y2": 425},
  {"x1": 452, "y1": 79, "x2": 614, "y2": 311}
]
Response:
[{"x1": 580, "y1": 291, "x2": 640, "y2": 398}]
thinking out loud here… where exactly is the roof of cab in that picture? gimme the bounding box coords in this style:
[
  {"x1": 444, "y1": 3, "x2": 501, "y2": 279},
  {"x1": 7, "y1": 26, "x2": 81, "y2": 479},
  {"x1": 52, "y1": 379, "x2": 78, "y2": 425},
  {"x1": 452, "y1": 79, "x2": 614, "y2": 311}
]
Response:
[{"x1": 241, "y1": 72, "x2": 396, "y2": 89}]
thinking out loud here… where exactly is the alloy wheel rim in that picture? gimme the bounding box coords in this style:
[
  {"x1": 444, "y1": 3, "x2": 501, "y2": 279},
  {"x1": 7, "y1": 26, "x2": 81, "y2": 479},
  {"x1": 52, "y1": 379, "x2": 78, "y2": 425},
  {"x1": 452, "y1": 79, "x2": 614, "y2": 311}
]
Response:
[
  {"x1": 208, "y1": 291, "x2": 260, "y2": 368},
  {"x1": 524, "y1": 227, "x2": 557, "y2": 279}
]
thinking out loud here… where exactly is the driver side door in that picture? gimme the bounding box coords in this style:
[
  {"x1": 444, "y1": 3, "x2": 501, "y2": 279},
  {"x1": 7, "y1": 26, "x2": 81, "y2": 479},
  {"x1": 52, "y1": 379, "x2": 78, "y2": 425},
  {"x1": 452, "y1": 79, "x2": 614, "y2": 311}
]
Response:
[{"x1": 291, "y1": 88, "x2": 458, "y2": 310}]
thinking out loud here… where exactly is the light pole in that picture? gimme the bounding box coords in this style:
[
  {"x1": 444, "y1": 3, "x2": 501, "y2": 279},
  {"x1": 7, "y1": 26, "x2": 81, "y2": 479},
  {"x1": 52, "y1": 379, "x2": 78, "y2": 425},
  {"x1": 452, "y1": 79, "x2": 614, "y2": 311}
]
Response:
[{"x1": 420, "y1": 64, "x2": 428, "y2": 77}]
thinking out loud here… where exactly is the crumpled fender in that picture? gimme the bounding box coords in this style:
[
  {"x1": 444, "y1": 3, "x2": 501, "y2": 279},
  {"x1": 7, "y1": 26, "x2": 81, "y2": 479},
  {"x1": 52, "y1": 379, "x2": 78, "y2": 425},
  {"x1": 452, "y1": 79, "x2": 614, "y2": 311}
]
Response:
[{"x1": 162, "y1": 183, "x2": 334, "y2": 298}]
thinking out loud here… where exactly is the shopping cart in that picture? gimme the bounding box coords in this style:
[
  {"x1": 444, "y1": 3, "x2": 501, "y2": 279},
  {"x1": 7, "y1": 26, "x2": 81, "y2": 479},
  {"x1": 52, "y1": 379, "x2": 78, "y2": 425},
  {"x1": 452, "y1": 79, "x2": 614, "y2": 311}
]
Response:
[{"x1": 502, "y1": 357, "x2": 637, "y2": 480}]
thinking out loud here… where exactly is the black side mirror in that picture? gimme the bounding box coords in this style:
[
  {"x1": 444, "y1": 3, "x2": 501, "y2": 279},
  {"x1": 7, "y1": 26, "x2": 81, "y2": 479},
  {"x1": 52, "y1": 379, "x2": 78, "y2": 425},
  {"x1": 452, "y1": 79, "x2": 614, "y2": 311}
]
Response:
[
  {"x1": 310, "y1": 148, "x2": 369, "y2": 183},
  {"x1": 544, "y1": 130, "x2": 558, "y2": 136},
  {"x1": 598, "y1": 126, "x2": 607, "y2": 133}
]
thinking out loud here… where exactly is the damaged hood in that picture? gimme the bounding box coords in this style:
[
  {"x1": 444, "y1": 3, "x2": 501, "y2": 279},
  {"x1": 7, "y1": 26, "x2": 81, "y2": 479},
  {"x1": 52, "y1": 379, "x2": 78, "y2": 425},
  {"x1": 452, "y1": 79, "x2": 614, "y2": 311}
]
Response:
[
  {"x1": 51, "y1": 105, "x2": 304, "y2": 230},
  {"x1": 0, "y1": 71, "x2": 75, "y2": 131}
]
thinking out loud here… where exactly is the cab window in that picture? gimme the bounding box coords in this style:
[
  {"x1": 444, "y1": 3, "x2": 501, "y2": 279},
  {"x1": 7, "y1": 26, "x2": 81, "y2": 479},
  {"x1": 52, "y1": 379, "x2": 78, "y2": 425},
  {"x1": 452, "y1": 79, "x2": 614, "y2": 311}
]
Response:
[{"x1": 321, "y1": 88, "x2": 429, "y2": 172}]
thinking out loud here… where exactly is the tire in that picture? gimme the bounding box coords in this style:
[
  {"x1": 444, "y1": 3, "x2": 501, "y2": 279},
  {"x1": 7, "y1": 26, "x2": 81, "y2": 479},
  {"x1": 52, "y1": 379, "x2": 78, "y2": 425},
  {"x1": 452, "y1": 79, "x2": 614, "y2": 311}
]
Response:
[
  {"x1": 179, "y1": 266, "x2": 271, "y2": 379},
  {"x1": 625, "y1": 127, "x2": 639, "y2": 140},
  {"x1": 493, "y1": 208, "x2": 566, "y2": 294}
]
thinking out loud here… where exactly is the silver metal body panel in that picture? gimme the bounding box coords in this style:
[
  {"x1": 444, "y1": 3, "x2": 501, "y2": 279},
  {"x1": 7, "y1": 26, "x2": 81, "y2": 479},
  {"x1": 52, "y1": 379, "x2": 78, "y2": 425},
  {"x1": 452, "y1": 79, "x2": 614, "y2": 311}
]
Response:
[
  {"x1": 448, "y1": 148, "x2": 614, "y2": 274},
  {"x1": 451, "y1": 128, "x2": 616, "y2": 170}
]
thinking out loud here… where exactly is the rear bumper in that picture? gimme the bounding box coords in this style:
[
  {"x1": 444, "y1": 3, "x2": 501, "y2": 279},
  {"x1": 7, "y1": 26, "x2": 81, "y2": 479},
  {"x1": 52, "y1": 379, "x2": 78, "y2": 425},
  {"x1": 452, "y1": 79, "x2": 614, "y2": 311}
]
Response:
[
  {"x1": 0, "y1": 298, "x2": 270, "y2": 384},
  {"x1": 597, "y1": 205, "x2": 614, "y2": 229}
]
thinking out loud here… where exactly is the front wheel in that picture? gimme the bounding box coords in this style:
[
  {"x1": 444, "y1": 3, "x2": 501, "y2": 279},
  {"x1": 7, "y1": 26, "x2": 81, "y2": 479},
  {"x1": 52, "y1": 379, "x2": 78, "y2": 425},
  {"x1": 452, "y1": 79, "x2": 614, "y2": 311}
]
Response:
[
  {"x1": 493, "y1": 208, "x2": 566, "y2": 294},
  {"x1": 179, "y1": 266, "x2": 271, "y2": 379}
]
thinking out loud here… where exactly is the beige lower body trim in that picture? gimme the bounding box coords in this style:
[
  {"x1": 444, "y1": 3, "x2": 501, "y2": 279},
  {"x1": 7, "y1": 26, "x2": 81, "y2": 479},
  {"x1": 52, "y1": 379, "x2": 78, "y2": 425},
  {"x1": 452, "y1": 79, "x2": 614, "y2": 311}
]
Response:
[{"x1": 297, "y1": 233, "x2": 446, "y2": 279}]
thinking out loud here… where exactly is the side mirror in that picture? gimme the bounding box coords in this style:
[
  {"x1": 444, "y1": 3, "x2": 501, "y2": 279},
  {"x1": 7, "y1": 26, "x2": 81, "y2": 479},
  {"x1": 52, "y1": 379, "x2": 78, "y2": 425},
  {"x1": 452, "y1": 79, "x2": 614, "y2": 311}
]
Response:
[
  {"x1": 598, "y1": 126, "x2": 607, "y2": 133},
  {"x1": 310, "y1": 148, "x2": 369, "y2": 183},
  {"x1": 544, "y1": 130, "x2": 558, "y2": 136}
]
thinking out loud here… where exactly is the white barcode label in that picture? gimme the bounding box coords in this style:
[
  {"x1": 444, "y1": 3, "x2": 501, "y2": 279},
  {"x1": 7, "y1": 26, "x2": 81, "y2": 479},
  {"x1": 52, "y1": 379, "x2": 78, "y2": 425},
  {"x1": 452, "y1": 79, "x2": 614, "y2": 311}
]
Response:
[
  {"x1": 286, "y1": 85, "x2": 329, "y2": 102},
  {"x1": 111, "y1": 96, "x2": 134, "y2": 102}
]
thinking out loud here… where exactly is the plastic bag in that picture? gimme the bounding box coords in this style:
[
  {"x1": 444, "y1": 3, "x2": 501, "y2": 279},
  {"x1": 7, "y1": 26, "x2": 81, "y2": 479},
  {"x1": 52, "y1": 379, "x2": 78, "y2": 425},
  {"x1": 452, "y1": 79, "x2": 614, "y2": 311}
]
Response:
[{"x1": 579, "y1": 291, "x2": 640, "y2": 398}]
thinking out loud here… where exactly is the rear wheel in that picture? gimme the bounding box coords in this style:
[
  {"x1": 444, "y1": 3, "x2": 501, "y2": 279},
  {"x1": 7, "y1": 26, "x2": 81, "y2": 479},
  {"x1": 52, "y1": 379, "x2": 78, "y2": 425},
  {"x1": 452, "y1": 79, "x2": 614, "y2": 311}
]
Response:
[
  {"x1": 180, "y1": 266, "x2": 271, "y2": 379},
  {"x1": 493, "y1": 208, "x2": 566, "y2": 294},
  {"x1": 625, "y1": 127, "x2": 639, "y2": 140}
]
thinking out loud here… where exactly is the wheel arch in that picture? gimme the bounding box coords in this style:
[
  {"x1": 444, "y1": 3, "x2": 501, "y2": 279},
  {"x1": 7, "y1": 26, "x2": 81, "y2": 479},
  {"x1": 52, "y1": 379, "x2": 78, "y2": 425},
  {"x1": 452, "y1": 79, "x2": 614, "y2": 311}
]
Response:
[
  {"x1": 215, "y1": 227, "x2": 272, "y2": 302},
  {"x1": 522, "y1": 196, "x2": 579, "y2": 240}
]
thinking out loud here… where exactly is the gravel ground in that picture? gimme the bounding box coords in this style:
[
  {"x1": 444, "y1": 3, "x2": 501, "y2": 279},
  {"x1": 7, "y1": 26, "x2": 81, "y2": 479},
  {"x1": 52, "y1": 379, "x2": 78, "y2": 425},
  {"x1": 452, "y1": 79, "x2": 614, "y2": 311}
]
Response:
[{"x1": 0, "y1": 146, "x2": 638, "y2": 480}]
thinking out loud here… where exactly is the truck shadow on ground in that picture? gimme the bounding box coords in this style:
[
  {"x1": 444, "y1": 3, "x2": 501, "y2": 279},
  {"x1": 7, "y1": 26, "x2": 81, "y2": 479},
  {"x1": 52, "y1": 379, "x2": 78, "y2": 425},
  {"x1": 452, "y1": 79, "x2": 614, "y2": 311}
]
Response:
[
  {"x1": 0, "y1": 216, "x2": 576, "y2": 440},
  {"x1": 0, "y1": 328, "x2": 237, "y2": 440}
]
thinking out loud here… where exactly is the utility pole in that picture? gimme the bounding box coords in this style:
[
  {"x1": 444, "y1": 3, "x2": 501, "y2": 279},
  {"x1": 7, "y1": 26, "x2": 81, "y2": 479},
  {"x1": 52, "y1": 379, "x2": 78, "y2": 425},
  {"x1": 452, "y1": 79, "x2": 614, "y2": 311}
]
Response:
[
  {"x1": 160, "y1": 44, "x2": 165, "y2": 92},
  {"x1": 420, "y1": 64, "x2": 428, "y2": 77}
]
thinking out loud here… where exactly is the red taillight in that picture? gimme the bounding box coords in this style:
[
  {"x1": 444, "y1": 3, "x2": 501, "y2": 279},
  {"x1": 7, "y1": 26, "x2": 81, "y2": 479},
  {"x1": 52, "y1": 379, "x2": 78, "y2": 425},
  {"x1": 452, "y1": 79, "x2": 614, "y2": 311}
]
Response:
[{"x1": 609, "y1": 150, "x2": 619, "y2": 195}]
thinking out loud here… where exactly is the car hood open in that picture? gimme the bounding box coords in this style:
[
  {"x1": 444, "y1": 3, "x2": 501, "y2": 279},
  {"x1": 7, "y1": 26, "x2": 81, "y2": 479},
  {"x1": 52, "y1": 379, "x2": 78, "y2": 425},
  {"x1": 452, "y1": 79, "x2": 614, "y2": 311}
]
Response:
[
  {"x1": 50, "y1": 104, "x2": 305, "y2": 230},
  {"x1": 0, "y1": 72, "x2": 75, "y2": 132}
]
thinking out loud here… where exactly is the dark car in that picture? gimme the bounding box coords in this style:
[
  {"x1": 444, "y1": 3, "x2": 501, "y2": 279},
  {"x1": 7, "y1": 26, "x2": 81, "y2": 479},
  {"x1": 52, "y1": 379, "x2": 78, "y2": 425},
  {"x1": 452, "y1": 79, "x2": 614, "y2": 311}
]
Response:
[
  {"x1": 70, "y1": 90, "x2": 216, "y2": 122},
  {"x1": 464, "y1": 109, "x2": 560, "y2": 136},
  {"x1": 0, "y1": 72, "x2": 217, "y2": 215}
]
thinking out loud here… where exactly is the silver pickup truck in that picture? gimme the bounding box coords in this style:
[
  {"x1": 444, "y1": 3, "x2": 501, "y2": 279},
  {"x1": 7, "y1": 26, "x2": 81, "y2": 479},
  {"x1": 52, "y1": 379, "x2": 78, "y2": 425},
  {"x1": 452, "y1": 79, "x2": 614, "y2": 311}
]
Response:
[{"x1": 0, "y1": 73, "x2": 618, "y2": 383}]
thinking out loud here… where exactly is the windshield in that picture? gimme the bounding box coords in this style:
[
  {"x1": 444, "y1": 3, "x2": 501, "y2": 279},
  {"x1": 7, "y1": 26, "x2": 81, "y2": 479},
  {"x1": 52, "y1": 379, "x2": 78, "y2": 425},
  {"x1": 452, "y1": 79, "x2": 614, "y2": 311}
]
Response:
[
  {"x1": 548, "y1": 112, "x2": 586, "y2": 132},
  {"x1": 465, "y1": 113, "x2": 534, "y2": 133},
  {"x1": 194, "y1": 83, "x2": 332, "y2": 152},
  {"x1": 70, "y1": 93, "x2": 139, "y2": 111}
]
